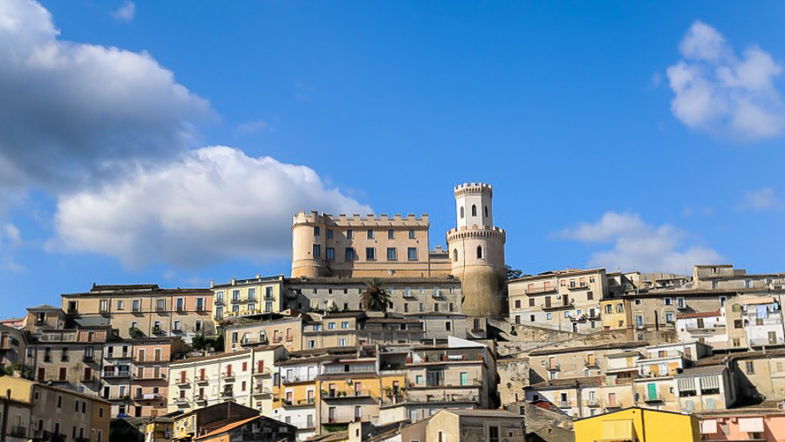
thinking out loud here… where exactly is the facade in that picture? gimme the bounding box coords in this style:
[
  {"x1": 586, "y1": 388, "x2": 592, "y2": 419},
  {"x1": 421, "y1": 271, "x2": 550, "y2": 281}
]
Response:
[
  {"x1": 697, "y1": 410, "x2": 785, "y2": 441},
  {"x1": 527, "y1": 341, "x2": 646, "y2": 383},
  {"x1": 574, "y1": 407, "x2": 701, "y2": 442},
  {"x1": 508, "y1": 268, "x2": 608, "y2": 334},
  {"x1": 171, "y1": 402, "x2": 260, "y2": 442},
  {"x1": 168, "y1": 346, "x2": 286, "y2": 415},
  {"x1": 225, "y1": 317, "x2": 303, "y2": 353},
  {"x1": 61, "y1": 284, "x2": 214, "y2": 342},
  {"x1": 193, "y1": 415, "x2": 297, "y2": 441},
  {"x1": 424, "y1": 409, "x2": 524, "y2": 442},
  {"x1": 303, "y1": 312, "x2": 364, "y2": 350},
  {"x1": 283, "y1": 277, "x2": 462, "y2": 318},
  {"x1": 674, "y1": 365, "x2": 737, "y2": 413},
  {"x1": 0, "y1": 376, "x2": 110, "y2": 442},
  {"x1": 291, "y1": 211, "x2": 450, "y2": 279},
  {"x1": 315, "y1": 351, "x2": 384, "y2": 433},
  {"x1": 125, "y1": 337, "x2": 188, "y2": 418},
  {"x1": 212, "y1": 275, "x2": 285, "y2": 321},
  {"x1": 0, "y1": 324, "x2": 27, "y2": 375},
  {"x1": 446, "y1": 183, "x2": 507, "y2": 318}
]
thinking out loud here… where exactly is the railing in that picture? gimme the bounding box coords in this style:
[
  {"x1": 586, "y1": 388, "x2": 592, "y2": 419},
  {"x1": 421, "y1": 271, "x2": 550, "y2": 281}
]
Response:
[
  {"x1": 584, "y1": 359, "x2": 599, "y2": 368},
  {"x1": 176, "y1": 377, "x2": 190, "y2": 386},
  {"x1": 136, "y1": 393, "x2": 164, "y2": 401},
  {"x1": 586, "y1": 399, "x2": 599, "y2": 407},
  {"x1": 83, "y1": 354, "x2": 94, "y2": 362},
  {"x1": 252, "y1": 386, "x2": 272, "y2": 396},
  {"x1": 196, "y1": 377, "x2": 209, "y2": 384},
  {"x1": 223, "y1": 372, "x2": 235, "y2": 380},
  {"x1": 525, "y1": 286, "x2": 558, "y2": 295},
  {"x1": 221, "y1": 391, "x2": 233, "y2": 398},
  {"x1": 567, "y1": 283, "x2": 589, "y2": 290},
  {"x1": 174, "y1": 396, "x2": 189, "y2": 404},
  {"x1": 559, "y1": 401, "x2": 570, "y2": 408},
  {"x1": 104, "y1": 371, "x2": 131, "y2": 378},
  {"x1": 606, "y1": 401, "x2": 622, "y2": 408},
  {"x1": 547, "y1": 363, "x2": 560, "y2": 371},
  {"x1": 253, "y1": 367, "x2": 272, "y2": 377}
]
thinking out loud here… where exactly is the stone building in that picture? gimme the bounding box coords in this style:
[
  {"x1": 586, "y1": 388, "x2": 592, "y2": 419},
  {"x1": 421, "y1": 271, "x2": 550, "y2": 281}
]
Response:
[
  {"x1": 60, "y1": 284, "x2": 214, "y2": 343},
  {"x1": 129, "y1": 337, "x2": 188, "y2": 418},
  {"x1": 211, "y1": 275, "x2": 285, "y2": 321},
  {"x1": 508, "y1": 268, "x2": 608, "y2": 334}
]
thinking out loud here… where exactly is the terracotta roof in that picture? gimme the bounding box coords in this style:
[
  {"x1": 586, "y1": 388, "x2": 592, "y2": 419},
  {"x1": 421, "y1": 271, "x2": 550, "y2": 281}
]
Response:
[{"x1": 195, "y1": 415, "x2": 260, "y2": 440}]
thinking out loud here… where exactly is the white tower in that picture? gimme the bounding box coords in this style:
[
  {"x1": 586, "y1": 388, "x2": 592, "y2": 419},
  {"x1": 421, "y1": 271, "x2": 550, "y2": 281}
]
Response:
[{"x1": 447, "y1": 183, "x2": 506, "y2": 318}]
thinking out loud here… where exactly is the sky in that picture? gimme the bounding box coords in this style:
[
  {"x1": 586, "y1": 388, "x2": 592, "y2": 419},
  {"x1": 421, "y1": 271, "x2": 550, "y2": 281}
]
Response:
[{"x1": 2, "y1": 0, "x2": 785, "y2": 318}]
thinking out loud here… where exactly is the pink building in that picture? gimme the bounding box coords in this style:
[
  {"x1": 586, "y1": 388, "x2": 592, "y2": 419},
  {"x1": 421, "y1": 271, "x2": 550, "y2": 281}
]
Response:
[{"x1": 698, "y1": 410, "x2": 785, "y2": 441}]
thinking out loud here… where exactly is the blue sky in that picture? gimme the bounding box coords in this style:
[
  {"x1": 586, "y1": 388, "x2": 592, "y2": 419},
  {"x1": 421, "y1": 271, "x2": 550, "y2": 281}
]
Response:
[{"x1": 2, "y1": 0, "x2": 785, "y2": 318}]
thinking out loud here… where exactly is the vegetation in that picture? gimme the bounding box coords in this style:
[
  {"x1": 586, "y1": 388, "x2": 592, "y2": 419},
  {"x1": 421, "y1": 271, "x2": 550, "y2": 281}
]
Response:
[
  {"x1": 191, "y1": 333, "x2": 224, "y2": 352},
  {"x1": 128, "y1": 327, "x2": 145, "y2": 339},
  {"x1": 362, "y1": 278, "x2": 392, "y2": 313},
  {"x1": 505, "y1": 265, "x2": 523, "y2": 280}
]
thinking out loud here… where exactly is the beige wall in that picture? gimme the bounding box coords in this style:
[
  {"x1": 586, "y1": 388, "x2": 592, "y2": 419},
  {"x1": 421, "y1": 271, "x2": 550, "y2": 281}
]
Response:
[
  {"x1": 212, "y1": 276, "x2": 283, "y2": 320},
  {"x1": 225, "y1": 318, "x2": 303, "y2": 353}
]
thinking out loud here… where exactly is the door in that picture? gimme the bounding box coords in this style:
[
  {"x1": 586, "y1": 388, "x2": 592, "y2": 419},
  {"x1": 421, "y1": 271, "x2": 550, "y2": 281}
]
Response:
[
  {"x1": 647, "y1": 383, "x2": 658, "y2": 401},
  {"x1": 545, "y1": 297, "x2": 551, "y2": 308},
  {"x1": 37, "y1": 368, "x2": 45, "y2": 382},
  {"x1": 770, "y1": 331, "x2": 778, "y2": 345}
]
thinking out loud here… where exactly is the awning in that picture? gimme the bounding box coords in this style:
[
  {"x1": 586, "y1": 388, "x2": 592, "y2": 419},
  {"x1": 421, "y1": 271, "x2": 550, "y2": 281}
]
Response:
[
  {"x1": 700, "y1": 375, "x2": 720, "y2": 390},
  {"x1": 700, "y1": 419, "x2": 718, "y2": 434},
  {"x1": 600, "y1": 420, "x2": 634, "y2": 441},
  {"x1": 678, "y1": 377, "x2": 696, "y2": 391},
  {"x1": 739, "y1": 417, "x2": 764, "y2": 433}
]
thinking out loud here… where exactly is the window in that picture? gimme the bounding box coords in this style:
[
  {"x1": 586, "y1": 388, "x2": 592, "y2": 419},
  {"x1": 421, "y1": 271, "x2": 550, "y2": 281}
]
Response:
[
  {"x1": 407, "y1": 247, "x2": 418, "y2": 261},
  {"x1": 387, "y1": 229, "x2": 394, "y2": 239},
  {"x1": 387, "y1": 248, "x2": 397, "y2": 261},
  {"x1": 326, "y1": 228, "x2": 334, "y2": 239},
  {"x1": 476, "y1": 245, "x2": 483, "y2": 259},
  {"x1": 529, "y1": 298, "x2": 535, "y2": 307},
  {"x1": 328, "y1": 322, "x2": 336, "y2": 330},
  {"x1": 460, "y1": 372, "x2": 468, "y2": 386},
  {"x1": 617, "y1": 303, "x2": 624, "y2": 313},
  {"x1": 514, "y1": 300, "x2": 521, "y2": 309},
  {"x1": 339, "y1": 338, "x2": 347, "y2": 347},
  {"x1": 746, "y1": 361, "x2": 755, "y2": 374},
  {"x1": 326, "y1": 247, "x2": 335, "y2": 261},
  {"x1": 734, "y1": 319, "x2": 743, "y2": 329},
  {"x1": 446, "y1": 321, "x2": 451, "y2": 331},
  {"x1": 408, "y1": 229, "x2": 416, "y2": 239},
  {"x1": 484, "y1": 206, "x2": 488, "y2": 217},
  {"x1": 314, "y1": 226, "x2": 320, "y2": 236},
  {"x1": 196, "y1": 297, "x2": 204, "y2": 311},
  {"x1": 489, "y1": 426, "x2": 500, "y2": 442},
  {"x1": 453, "y1": 249, "x2": 458, "y2": 262},
  {"x1": 313, "y1": 244, "x2": 321, "y2": 258},
  {"x1": 346, "y1": 229, "x2": 353, "y2": 239},
  {"x1": 341, "y1": 321, "x2": 349, "y2": 329},
  {"x1": 365, "y1": 247, "x2": 376, "y2": 261},
  {"x1": 176, "y1": 297, "x2": 184, "y2": 311},
  {"x1": 460, "y1": 206, "x2": 464, "y2": 218},
  {"x1": 605, "y1": 304, "x2": 613, "y2": 314},
  {"x1": 345, "y1": 248, "x2": 357, "y2": 261},
  {"x1": 530, "y1": 315, "x2": 535, "y2": 322},
  {"x1": 367, "y1": 230, "x2": 374, "y2": 239},
  {"x1": 587, "y1": 291, "x2": 593, "y2": 300},
  {"x1": 116, "y1": 300, "x2": 124, "y2": 310},
  {"x1": 665, "y1": 312, "x2": 674, "y2": 323},
  {"x1": 677, "y1": 297, "x2": 686, "y2": 308},
  {"x1": 546, "y1": 312, "x2": 552, "y2": 320},
  {"x1": 156, "y1": 299, "x2": 166, "y2": 310}
]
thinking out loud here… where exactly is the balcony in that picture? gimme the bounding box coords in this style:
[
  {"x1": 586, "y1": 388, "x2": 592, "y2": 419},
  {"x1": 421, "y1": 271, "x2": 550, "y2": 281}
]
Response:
[
  {"x1": 273, "y1": 336, "x2": 283, "y2": 343},
  {"x1": 215, "y1": 298, "x2": 224, "y2": 306},
  {"x1": 606, "y1": 401, "x2": 622, "y2": 409},
  {"x1": 283, "y1": 398, "x2": 315, "y2": 408},
  {"x1": 282, "y1": 374, "x2": 312, "y2": 384},
  {"x1": 196, "y1": 377, "x2": 209, "y2": 385},
  {"x1": 106, "y1": 352, "x2": 130, "y2": 360},
  {"x1": 253, "y1": 367, "x2": 272, "y2": 377},
  {"x1": 83, "y1": 354, "x2": 94, "y2": 362},
  {"x1": 136, "y1": 393, "x2": 164, "y2": 401},
  {"x1": 176, "y1": 378, "x2": 190, "y2": 387},
  {"x1": 223, "y1": 372, "x2": 235, "y2": 381},
  {"x1": 152, "y1": 327, "x2": 166, "y2": 335},
  {"x1": 584, "y1": 359, "x2": 599, "y2": 369},
  {"x1": 525, "y1": 286, "x2": 558, "y2": 295},
  {"x1": 252, "y1": 386, "x2": 272, "y2": 397},
  {"x1": 644, "y1": 394, "x2": 662, "y2": 403},
  {"x1": 104, "y1": 371, "x2": 131, "y2": 379},
  {"x1": 402, "y1": 291, "x2": 417, "y2": 299},
  {"x1": 586, "y1": 399, "x2": 600, "y2": 407},
  {"x1": 195, "y1": 396, "x2": 208, "y2": 405},
  {"x1": 547, "y1": 363, "x2": 560, "y2": 372},
  {"x1": 542, "y1": 302, "x2": 574, "y2": 311},
  {"x1": 221, "y1": 391, "x2": 234, "y2": 400},
  {"x1": 567, "y1": 284, "x2": 589, "y2": 291},
  {"x1": 559, "y1": 401, "x2": 570, "y2": 409},
  {"x1": 174, "y1": 396, "x2": 189, "y2": 405}
]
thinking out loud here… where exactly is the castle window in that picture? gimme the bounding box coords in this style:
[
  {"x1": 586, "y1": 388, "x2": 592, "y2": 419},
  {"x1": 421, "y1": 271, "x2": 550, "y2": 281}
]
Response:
[
  {"x1": 484, "y1": 206, "x2": 488, "y2": 217},
  {"x1": 367, "y1": 230, "x2": 374, "y2": 239},
  {"x1": 346, "y1": 230, "x2": 353, "y2": 239},
  {"x1": 365, "y1": 247, "x2": 376, "y2": 261},
  {"x1": 460, "y1": 207, "x2": 464, "y2": 218},
  {"x1": 476, "y1": 245, "x2": 483, "y2": 259},
  {"x1": 471, "y1": 205, "x2": 477, "y2": 217},
  {"x1": 312, "y1": 244, "x2": 321, "y2": 258},
  {"x1": 453, "y1": 249, "x2": 458, "y2": 262},
  {"x1": 314, "y1": 226, "x2": 320, "y2": 236},
  {"x1": 327, "y1": 229, "x2": 334, "y2": 239},
  {"x1": 408, "y1": 229, "x2": 416, "y2": 239},
  {"x1": 388, "y1": 229, "x2": 394, "y2": 239},
  {"x1": 387, "y1": 248, "x2": 397, "y2": 261},
  {"x1": 407, "y1": 248, "x2": 418, "y2": 261},
  {"x1": 345, "y1": 248, "x2": 357, "y2": 261},
  {"x1": 326, "y1": 247, "x2": 335, "y2": 261}
]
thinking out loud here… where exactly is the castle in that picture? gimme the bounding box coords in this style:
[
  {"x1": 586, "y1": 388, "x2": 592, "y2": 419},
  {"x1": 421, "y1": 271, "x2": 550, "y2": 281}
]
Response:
[{"x1": 291, "y1": 182, "x2": 507, "y2": 318}]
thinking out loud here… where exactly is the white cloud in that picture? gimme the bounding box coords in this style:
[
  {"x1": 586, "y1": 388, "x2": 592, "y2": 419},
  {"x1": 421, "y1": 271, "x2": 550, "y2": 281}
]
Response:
[
  {"x1": 560, "y1": 211, "x2": 722, "y2": 274},
  {"x1": 666, "y1": 21, "x2": 785, "y2": 141},
  {"x1": 0, "y1": 0, "x2": 212, "y2": 203},
  {"x1": 3, "y1": 223, "x2": 21, "y2": 246},
  {"x1": 111, "y1": 1, "x2": 135, "y2": 22},
  {"x1": 51, "y1": 146, "x2": 371, "y2": 269},
  {"x1": 0, "y1": 223, "x2": 23, "y2": 272},
  {"x1": 740, "y1": 187, "x2": 781, "y2": 211}
]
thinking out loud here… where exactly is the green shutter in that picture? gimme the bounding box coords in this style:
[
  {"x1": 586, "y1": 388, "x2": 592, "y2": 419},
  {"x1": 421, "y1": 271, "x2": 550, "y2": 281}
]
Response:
[{"x1": 647, "y1": 383, "x2": 657, "y2": 400}]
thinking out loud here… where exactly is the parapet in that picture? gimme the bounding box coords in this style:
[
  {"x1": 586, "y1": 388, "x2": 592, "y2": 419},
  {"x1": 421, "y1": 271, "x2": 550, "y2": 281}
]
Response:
[
  {"x1": 446, "y1": 225, "x2": 506, "y2": 242},
  {"x1": 454, "y1": 182, "x2": 493, "y2": 198},
  {"x1": 292, "y1": 211, "x2": 430, "y2": 227}
]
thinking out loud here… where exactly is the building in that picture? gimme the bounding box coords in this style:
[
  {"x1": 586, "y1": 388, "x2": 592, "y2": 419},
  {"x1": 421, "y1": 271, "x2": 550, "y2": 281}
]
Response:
[
  {"x1": 573, "y1": 407, "x2": 701, "y2": 442},
  {"x1": 291, "y1": 210, "x2": 450, "y2": 279},
  {"x1": 129, "y1": 337, "x2": 188, "y2": 418},
  {"x1": 527, "y1": 341, "x2": 646, "y2": 383},
  {"x1": 101, "y1": 339, "x2": 133, "y2": 417},
  {"x1": 291, "y1": 182, "x2": 507, "y2": 318},
  {"x1": 508, "y1": 268, "x2": 608, "y2": 334},
  {"x1": 692, "y1": 264, "x2": 785, "y2": 291},
  {"x1": 0, "y1": 324, "x2": 27, "y2": 375},
  {"x1": 212, "y1": 275, "x2": 285, "y2": 321},
  {"x1": 728, "y1": 350, "x2": 785, "y2": 403},
  {"x1": 28, "y1": 326, "x2": 111, "y2": 398},
  {"x1": 61, "y1": 284, "x2": 214, "y2": 342},
  {"x1": 674, "y1": 365, "x2": 737, "y2": 412},
  {"x1": 676, "y1": 310, "x2": 728, "y2": 350},
  {"x1": 193, "y1": 415, "x2": 297, "y2": 441},
  {"x1": 697, "y1": 408, "x2": 785, "y2": 441},
  {"x1": 171, "y1": 402, "x2": 260, "y2": 442},
  {"x1": 168, "y1": 345, "x2": 286, "y2": 415},
  {"x1": 282, "y1": 277, "x2": 463, "y2": 319},
  {"x1": 424, "y1": 409, "x2": 524, "y2": 442},
  {"x1": 731, "y1": 296, "x2": 785, "y2": 348},
  {"x1": 224, "y1": 317, "x2": 303, "y2": 353},
  {"x1": 0, "y1": 376, "x2": 111, "y2": 442},
  {"x1": 303, "y1": 311, "x2": 364, "y2": 350}
]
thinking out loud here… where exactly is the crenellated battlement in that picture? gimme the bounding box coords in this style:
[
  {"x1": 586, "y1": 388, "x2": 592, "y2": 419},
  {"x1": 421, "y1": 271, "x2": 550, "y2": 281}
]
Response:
[
  {"x1": 293, "y1": 211, "x2": 430, "y2": 227},
  {"x1": 454, "y1": 182, "x2": 493, "y2": 198},
  {"x1": 446, "y1": 225, "x2": 506, "y2": 243}
]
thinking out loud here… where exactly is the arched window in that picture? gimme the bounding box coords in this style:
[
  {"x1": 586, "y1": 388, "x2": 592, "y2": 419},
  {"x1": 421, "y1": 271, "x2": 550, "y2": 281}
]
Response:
[
  {"x1": 484, "y1": 206, "x2": 488, "y2": 217},
  {"x1": 605, "y1": 304, "x2": 613, "y2": 314},
  {"x1": 471, "y1": 205, "x2": 477, "y2": 217},
  {"x1": 460, "y1": 207, "x2": 464, "y2": 218},
  {"x1": 453, "y1": 249, "x2": 458, "y2": 262},
  {"x1": 476, "y1": 245, "x2": 483, "y2": 259}
]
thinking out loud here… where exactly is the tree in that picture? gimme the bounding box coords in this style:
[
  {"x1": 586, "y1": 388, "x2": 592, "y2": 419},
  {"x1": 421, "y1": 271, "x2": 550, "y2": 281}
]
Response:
[
  {"x1": 362, "y1": 278, "x2": 392, "y2": 313},
  {"x1": 506, "y1": 265, "x2": 523, "y2": 280}
]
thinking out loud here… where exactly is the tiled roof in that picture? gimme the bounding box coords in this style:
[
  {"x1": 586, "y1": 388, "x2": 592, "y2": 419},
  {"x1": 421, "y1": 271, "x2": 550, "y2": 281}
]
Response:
[{"x1": 195, "y1": 415, "x2": 259, "y2": 440}]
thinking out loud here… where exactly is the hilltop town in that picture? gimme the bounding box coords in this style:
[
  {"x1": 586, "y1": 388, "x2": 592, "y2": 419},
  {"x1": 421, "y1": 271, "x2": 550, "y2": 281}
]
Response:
[{"x1": 0, "y1": 182, "x2": 781, "y2": 441}]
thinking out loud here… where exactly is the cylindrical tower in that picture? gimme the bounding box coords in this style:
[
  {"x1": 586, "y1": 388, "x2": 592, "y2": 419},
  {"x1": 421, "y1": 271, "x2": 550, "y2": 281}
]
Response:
[
  {"x1": 447, "y1": 183, "x2": 506, "y2": 318},
  {"x1": 291, "y1": 211, "x2": 328, "y2": 278}
]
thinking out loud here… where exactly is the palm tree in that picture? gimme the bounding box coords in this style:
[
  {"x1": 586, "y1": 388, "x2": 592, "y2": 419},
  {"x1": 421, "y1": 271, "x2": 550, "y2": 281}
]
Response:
[{"x1": 363, "y1": 278, "x2": 391, "y2": 313}]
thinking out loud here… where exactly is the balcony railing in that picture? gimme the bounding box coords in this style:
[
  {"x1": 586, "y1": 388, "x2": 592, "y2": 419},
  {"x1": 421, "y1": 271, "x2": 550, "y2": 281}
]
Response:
[
  {"x1": 136, "y1": 393, "x2": 164, "y2": 401},
  {"x1": 174, "y1": 396, "x2": 189, "y2": 405},
  {"x1": 584, "y1": 359, "x2": 599, "y2": 368},
  {"x1": 83, "y1": 354, "x2": 94, "y2": 362},
  {"x1": 176, "y1": 378, "x2": 190, "y2": 387},
  {"x1": 547, "y1": 363, "x2": 560, "y2": 371},
  {"x1": 586, "y1": 399, "x2": 600, "y2": 407},
  {"x1": 223, "y1": 372, "x2": 235, "y2": 380},
  {"x1": 525, "y1": 286, "x2": 558, "y2": 295},
  {"x1": 252, "y1": 386, "x2": 272, "y2": 396},
  {"x1": 253, "y1": 367, "x2": 272, "y2": 377},
  {"x1": 559, "y1": 401, "x2": 570, "y2": 408},
  {"x1": 104, "y1": 371, "x2": 131, "y2": 379}
]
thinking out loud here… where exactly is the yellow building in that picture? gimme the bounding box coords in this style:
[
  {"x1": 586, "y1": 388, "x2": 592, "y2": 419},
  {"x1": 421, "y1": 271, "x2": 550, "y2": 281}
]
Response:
[
  {"x1": 574, "y1": 407, "x2": 701, "y2": 442},
  {"x1": 600, "y1": 298, "x2": 629, "y2": 330},
  {"x1": 212, "y1": 275, "x2": 285, "y2": 320}
]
